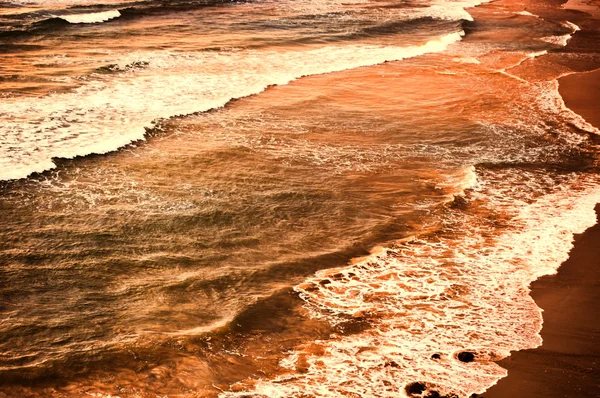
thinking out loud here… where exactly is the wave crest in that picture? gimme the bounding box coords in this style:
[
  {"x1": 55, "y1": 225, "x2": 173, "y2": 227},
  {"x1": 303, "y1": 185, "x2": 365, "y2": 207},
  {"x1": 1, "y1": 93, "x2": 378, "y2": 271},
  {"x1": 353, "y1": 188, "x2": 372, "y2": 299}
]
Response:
[
  {"x1": 0, "y1": 32, "x2": 464, "y2": 182},
  {"x1": 55, "y1": 10, "x2": 121, "y2": 24}
]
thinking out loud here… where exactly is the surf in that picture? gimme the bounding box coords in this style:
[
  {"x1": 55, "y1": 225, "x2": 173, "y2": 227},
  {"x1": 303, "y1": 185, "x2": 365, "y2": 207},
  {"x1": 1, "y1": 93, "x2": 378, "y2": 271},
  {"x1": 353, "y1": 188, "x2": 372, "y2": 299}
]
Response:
[{"x1": 54, "y1": 9, "x2": 121, "y2": 24}]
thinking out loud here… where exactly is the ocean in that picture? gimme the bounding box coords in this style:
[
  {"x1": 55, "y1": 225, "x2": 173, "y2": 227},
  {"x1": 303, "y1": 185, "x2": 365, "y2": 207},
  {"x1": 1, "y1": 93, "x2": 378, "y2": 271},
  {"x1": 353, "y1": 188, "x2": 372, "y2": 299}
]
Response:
[{"x1": 0, "y1": 0, "x2": 599, "y2": 396}]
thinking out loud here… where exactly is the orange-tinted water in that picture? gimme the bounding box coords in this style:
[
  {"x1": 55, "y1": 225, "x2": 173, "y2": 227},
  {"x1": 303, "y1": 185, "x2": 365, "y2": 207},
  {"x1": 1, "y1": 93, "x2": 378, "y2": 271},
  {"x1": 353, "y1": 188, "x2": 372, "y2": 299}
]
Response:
[{"x1": 1, "y1": 0, "x2": 599, "y2": 396}]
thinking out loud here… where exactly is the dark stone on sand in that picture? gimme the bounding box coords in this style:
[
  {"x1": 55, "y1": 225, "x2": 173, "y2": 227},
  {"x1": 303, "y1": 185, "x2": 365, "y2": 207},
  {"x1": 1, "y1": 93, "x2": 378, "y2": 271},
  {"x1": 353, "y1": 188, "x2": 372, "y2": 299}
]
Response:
[
  {"x1": 458, "y1": 352, "x2": 475, "y2": 363},
  {"x1": 405, "y1": 382, "x2": 427, "y2": 395},
  {"x1": 431, "y1": 353, "x2": 441, "y2": 359},
  {"x1": 384, "y1": 360, "x2": 400, "y2": 368},
  {"x1": 318, "y1": 279, "x2": 331, "y2": 286}
]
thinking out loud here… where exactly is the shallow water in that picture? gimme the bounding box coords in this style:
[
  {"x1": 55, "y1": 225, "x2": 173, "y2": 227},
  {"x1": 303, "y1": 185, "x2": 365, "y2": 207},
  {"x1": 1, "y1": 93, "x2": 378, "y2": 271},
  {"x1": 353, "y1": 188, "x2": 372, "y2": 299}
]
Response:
[{"x1": 1, "y1": 0, "x2": 599, "y2": 396}]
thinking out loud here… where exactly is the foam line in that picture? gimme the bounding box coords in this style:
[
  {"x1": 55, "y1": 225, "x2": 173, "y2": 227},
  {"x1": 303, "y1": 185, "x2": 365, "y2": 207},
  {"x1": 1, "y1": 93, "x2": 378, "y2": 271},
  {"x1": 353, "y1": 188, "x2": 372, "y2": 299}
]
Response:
[
  {"x1": 0, "y1": 32, "x2": 464, "y2": 182},
  {"x1": 220, "y1": 174, "x2": 600, "y2": 398}
]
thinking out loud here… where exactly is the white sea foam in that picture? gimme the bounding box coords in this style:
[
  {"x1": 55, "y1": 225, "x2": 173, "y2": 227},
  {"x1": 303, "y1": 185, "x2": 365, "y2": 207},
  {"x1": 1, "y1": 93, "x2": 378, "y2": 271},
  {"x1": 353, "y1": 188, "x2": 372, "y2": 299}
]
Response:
[
  {"x1": 273, "y1": 0, "x2": 486, "y2": 21},
  {"x1": 418, "y1": 4, "x2": 475, "y2": 21},
  {"x1": 452, "y1": 56, "x2": 481, "y2": 64},
  {"x1": 515, "y1": 10, "x2": 539, "y2": 18},
  {"x1": 563, "y1": 20, "x2": 581, "y2": 32},
  {"x1": 0, "y1": 32, "x2": 464, "y2": 181},
  {"x1": 541, "y1": 20, "x2": 580, "y2": 46},
  {"x1": 411, "y1": 0, "x2": 490, "y2": 22},
  {"x1": 221, "y1": 172, "x2": 600, "y2": 398},
  {"x1": 545, "y1": 33, "x2": 578, "y2": 46},
  {"x1": 528, "y1": 50, "x2": 548, "y2": 58},
  {"x1": 540, "y1": 34, "x2": 571, "y2": 46},
  {"x1": 496, "y1": 50, "x2": 549, "y2": 83},
  {"x1": 537, "y1": 78, "x2": 600, "y2": 135},
  {"x1": 435, "y1": 165, "x2": 478, "y2": 201},
  {"x1": 56, "y1": 10, "x2": 121, "y2": 24}
]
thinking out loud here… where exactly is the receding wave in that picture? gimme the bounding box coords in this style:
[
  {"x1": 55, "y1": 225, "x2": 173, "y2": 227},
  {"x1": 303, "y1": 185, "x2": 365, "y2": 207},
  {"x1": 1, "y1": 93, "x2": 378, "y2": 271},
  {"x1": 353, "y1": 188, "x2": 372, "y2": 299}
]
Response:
[
  {"x1": 0, "y1": 31, "x2": 465, "y2": 181},
  {"x1": 220, "y1": 170, "x2": 600, "y2": 398}
]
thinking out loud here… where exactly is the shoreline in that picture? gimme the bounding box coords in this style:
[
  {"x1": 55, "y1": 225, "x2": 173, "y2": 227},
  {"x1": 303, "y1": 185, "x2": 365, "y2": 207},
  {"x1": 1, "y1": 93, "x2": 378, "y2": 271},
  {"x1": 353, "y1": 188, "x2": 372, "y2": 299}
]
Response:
[
  {"x1": 482, "y1": 205, "x2": 600, "y2": 397},
  {"x1": 483, "y1": 0, "x2": 600, "y2": 393},
  {"x1": 558, "y1": 69, "x2": 600, "y2": 132},
  {"x1": 484, "y1": 9, "x2": 600, "y2": 393}
]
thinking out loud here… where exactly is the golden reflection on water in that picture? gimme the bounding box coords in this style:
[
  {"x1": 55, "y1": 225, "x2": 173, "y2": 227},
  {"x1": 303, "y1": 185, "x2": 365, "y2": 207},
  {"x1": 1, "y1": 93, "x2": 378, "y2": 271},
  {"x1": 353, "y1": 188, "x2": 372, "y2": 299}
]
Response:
[{"x1": 1, "y1": 0, "x2": 599, "y2": 396}]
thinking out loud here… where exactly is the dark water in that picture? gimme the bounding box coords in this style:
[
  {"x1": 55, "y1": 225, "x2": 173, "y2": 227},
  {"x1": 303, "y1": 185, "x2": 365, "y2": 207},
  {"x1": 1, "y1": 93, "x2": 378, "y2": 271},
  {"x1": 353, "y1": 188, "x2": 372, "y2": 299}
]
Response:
[{"x1": 1, "y1": 0, "x2": 600, "y2": 396}]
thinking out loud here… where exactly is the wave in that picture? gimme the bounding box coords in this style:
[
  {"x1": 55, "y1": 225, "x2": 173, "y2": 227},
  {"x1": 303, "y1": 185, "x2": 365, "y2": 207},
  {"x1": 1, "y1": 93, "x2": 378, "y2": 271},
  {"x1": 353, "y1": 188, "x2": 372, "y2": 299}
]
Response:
[
  {"x1": 415, "y1": 1, "x2": 482, "y2": 22},
  {"x1": 219, "y1": 170, "x2": 600, "y2": 398},
  {"x1": 0, "y1": 31, "x2": 465, "y2": 182},
  {"x1": 377, "y1": 0, "x2": 490, "y2": 23},
  {"x1": 0, "y1": 16, "x2": 69, "y2": 38},
  {"x1": 0, "y1": 0, "x2": 483, "y2": 41},
  {"x1": 55, "y1": 9, "x2": 121, "y2": 23},
  {"x1": 0, "y1": 0, "x2": 242, "y2": 37},
  {"x1": 5, "y1": 0, "x2": 140, "y2": 5},
  {"x1": 0, "y1": 10, "x2": 121, "y2": 38}
]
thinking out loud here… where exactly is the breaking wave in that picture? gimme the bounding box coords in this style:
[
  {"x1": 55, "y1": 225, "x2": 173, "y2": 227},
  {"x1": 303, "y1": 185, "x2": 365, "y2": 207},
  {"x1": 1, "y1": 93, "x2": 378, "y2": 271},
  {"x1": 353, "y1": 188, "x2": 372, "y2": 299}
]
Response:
[
  {"x1": 220, "y1": 170, "x2": 600, "y2": 398},
  {"x1": 55, "y1": 10, "x2": 121, "y2": 24},
  {"x1": 0, "y1": 31, "x2": 465, "y2": 181}
]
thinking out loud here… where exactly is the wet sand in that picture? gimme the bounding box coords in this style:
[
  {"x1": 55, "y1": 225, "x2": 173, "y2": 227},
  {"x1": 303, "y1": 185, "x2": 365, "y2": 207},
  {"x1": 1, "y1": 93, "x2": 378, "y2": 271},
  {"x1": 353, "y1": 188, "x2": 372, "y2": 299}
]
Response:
[{"x1": 559, "y1": 69, "x2": 600, "y2": 131}]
